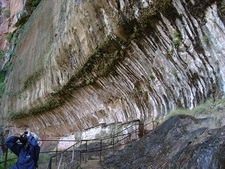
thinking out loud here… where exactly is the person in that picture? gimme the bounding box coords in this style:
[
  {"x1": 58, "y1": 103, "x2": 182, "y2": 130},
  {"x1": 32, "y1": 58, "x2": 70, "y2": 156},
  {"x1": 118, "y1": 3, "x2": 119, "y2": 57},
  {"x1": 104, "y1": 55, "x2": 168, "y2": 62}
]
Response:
[{"x1": 5, "y1": 131, "x2": 40, "y2": 169}]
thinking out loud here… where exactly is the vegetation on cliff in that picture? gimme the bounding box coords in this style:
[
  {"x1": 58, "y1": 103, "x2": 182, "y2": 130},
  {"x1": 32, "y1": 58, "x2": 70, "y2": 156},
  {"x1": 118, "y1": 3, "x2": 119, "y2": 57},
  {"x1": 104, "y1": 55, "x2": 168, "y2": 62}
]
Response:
[
  {"x1": 15, "y1": 0, "x2": 41, "y2": 27},
  {"x1": 0, "y1": 0, "x2": 224, "y2": 146}
]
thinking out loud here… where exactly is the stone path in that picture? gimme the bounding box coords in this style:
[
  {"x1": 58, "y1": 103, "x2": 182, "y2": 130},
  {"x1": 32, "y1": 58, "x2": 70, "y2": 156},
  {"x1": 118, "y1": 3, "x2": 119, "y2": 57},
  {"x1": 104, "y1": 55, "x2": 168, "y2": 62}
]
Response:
[{"x1": 80, "y1": 158, "x2": 103, "y2": 169}]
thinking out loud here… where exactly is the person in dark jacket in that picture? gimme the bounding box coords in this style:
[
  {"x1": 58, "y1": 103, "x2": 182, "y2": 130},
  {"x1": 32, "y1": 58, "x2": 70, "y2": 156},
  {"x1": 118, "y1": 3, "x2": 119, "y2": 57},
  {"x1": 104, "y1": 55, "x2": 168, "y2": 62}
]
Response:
[{"x1": 5, "y1": 131, "x2": 40, "y2": 169}]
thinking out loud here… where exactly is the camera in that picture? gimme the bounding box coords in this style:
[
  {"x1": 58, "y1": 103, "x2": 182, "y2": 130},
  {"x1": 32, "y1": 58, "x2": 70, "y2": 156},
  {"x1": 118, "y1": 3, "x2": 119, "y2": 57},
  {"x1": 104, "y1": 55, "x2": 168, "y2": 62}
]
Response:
[{"x1": 20, "y1": 133, "x2": 28, "y2": 144}]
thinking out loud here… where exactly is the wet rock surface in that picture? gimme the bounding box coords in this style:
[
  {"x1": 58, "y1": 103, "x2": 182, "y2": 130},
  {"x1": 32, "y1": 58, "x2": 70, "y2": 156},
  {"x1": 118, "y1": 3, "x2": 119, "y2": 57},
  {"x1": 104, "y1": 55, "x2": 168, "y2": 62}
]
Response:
[{"x1": 102, "y1": 115, "x2": 225, "y2": 169}]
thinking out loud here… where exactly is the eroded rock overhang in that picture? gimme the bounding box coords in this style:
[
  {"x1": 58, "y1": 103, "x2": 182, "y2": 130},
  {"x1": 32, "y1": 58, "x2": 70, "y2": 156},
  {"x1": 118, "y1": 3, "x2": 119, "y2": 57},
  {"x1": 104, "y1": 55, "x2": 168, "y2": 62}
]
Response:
[{"x1": 1, "y1": 0, "x2": 225, "y2": 137}]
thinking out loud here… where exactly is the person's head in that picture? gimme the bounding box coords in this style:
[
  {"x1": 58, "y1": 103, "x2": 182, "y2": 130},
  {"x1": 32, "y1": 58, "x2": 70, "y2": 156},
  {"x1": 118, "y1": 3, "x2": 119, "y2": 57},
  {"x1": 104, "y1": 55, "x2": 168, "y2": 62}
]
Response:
[{"x1": 30, "y1": 132, "x2": 38, "y2": 142}]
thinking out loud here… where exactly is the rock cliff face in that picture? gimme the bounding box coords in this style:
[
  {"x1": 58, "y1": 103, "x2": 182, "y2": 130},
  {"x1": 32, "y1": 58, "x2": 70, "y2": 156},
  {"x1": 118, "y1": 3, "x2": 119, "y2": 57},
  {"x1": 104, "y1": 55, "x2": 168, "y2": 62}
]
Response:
[
  {"x1": 1, "y1": 0, "x2": 225, "y2": 137},
  {"x1": 0, "y1": 0, "x2": 25, "y2": 68}
]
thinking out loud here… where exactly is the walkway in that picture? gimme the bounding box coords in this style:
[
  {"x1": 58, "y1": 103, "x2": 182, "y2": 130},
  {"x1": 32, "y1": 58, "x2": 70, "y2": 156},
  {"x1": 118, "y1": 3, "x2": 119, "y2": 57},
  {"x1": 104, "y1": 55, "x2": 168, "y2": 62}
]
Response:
[{"x1": 81, "y1": 157, "x2": 102, "y2": 169}]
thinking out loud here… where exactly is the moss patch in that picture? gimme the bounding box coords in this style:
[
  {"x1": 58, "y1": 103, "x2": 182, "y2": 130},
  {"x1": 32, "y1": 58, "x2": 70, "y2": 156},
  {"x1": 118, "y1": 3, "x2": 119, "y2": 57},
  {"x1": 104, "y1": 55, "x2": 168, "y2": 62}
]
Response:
[
  {"x1": 165, "y1": 98, "x2": 225, "y2": 120},
  {"x1": 8, "y1": 97, "x2": 60, "y2": 120},
  {"x1": 23, "y1": 69, "x2": 44, "y2": 90},
  {"x1": 0, "y1": 70, "x2": 6, "y2": 98}
]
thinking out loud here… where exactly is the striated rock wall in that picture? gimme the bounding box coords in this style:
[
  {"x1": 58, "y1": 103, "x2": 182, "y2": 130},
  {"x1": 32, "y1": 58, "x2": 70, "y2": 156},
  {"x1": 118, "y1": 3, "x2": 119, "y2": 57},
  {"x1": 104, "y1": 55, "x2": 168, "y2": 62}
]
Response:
[
  {"x1": 1, "y1": 0, "x2": 225, "y2": 137},
  {"x1": 0, "y1": 0, "x2": 25, "y2": 69}
]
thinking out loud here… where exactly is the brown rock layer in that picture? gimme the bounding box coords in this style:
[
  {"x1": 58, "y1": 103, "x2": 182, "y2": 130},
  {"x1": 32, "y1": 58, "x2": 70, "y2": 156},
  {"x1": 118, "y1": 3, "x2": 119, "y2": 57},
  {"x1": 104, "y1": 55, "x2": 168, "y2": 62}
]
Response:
[{"x1": 1, "y1": 0, "x2": 225, "y2": 137}]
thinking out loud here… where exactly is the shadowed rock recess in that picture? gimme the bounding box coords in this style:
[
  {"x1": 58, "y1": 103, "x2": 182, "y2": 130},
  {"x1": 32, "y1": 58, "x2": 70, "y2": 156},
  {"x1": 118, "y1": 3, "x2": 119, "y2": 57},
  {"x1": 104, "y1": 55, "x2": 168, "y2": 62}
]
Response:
[{"x1": 1, "y1": 0, "x2": 225, "y2": 138}]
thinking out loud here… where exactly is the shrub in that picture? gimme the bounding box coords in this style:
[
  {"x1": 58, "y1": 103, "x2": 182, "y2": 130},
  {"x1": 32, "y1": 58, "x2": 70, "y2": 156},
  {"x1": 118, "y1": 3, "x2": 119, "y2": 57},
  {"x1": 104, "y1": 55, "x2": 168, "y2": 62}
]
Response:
[
  {"x1": 0, "y1": 70, "x2": 5, "y2": 98},
  {"x1": 172, "y1": 31, "x2": 181, "y2": 48},
  {"x1": 5, "y1": 33, "x2": 13, "y2": 42},
  {"x1": 16, "y1": 0, "x2": 41, "y2": 27},
  {"x1": 172, "y1": 38, "x2": 180, "y2": 48},
  {"x1": 4, "y1": 9, "x2": 11, "y2": 18},
  {"x1": 203, "y1": 35, "x2": 209, "y2": 44},
  {"x1": 15, "y1": 14, "x2": 29, "y2": 27},
  {"x1": 0, "y1": 50, "x2": 4, "y2": 60},
  {"x1": 0, "y1": 151, "x2": 17, "y2": 168},
  {"x1": 165, "y1": 98, "x2": 225, "y2": 120},
  {"x1": 148, "y1": 73, "x2": 155, "y2": 80},
  {"x1": 25, "y1": 0, "x2": 41, "y2": 14},
  {"x1": 0, "y1": 70, "x2": 5, "y2": 83}
]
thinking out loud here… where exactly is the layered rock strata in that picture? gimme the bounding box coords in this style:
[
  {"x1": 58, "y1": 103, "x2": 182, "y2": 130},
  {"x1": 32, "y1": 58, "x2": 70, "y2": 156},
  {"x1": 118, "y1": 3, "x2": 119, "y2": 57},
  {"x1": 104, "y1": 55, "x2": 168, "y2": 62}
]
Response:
[{"x1": 1, "y1": 0, "x2": 225, "y2": 137}]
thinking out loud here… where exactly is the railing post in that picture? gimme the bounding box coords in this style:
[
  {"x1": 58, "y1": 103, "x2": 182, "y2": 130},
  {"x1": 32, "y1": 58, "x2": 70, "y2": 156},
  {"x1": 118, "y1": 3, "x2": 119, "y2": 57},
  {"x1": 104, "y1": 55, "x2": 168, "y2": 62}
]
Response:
[
  {"x1": 85, "y1": 140, "x2": 88, "y2": 162},
  {"x1": 57, "y1": 154, "x2": 63, "y2": 169},
  {"x1": 79, "y1": 150, "x2": 81, "y2": 166},
  {"x1": 4, "y1": 148, "x2": 8, "y2": 169},
  {"x1": 112, "y1": 134, "x2": 115, "y2": 154},
  {"x1": 49, "y1": 158, "x2": 52, "y2": 169},
  {"x1": 138, "y1": 120, "x2": 144, "y2": 139},
  {"x1": 71, "y1": 145, "x2": 75, "y2": 162},
  {"x1": 80, "y1": 140, "x2": 82, "y2": 162},
  {"x1": 55, "y1": 143, "x2": 58, "y2": 166},
  {"x1": 100, "y1": 139, "x2": 102, "y2": 162}
]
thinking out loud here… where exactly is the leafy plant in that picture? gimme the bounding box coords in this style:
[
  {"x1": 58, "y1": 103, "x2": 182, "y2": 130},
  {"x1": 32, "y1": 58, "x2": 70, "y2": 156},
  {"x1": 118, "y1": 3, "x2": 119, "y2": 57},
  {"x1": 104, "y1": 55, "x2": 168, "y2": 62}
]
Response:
[
  {"x1": 219, "y1": 1, "x2": 225, "y2": 15},
  {"x1": 148, "y1": 73, "x2": 155, "y2": 80},
  {"x1": 172, "y1": 31, "x2": 181, "y2": 48},
  {"x1": 166, "y1": 108, "x2": 192, "y2": 120},
  {"x1": 0, "y1": 50, "x2": 5, "y2": 60},
  {"x1": 203, "y1": 35, "x2": 209, "y2": 44},
  {"x1": 165, "y1": 98, "x2": 225, "y2": 120},
  {"x1": 0, "y1": 70, "x2": 5, "y2": 98},
  {"x1": 172, "y1": 70, "x2": 178, "y2": 77},
  {"x1": 5, "y1": 33, "x2": 13, "y2": 42},
  {"x1": 0, "y1": 83, "x2": 4, "y2": 96},
  {"x1": 16, "y1": 0, "x2": 41, "y2": 27},
  {"x1": 172, "y1": 38, "x2": 180, "y2": 48},
  {"x1": 0, "y1": 151, "x2": 17, "y2": 169},
  {"x1": 23, "y1": 70, "x2": 43, "y2": 89},
  {"x1": 4, "y1": 9, "x2": 11, "y2": 18},
  {"x1": 3, "y1": 61, "x2": 12, "y2": 72},
  {"x1": 15, "y1": 15, "x2": 28, "y2": 27},
  {"x1": 38, "y1": 153, "x2": 50, "y2": 165},
  {"x1": 25, "y1": 0, "x2": 41, "y2": 14}
]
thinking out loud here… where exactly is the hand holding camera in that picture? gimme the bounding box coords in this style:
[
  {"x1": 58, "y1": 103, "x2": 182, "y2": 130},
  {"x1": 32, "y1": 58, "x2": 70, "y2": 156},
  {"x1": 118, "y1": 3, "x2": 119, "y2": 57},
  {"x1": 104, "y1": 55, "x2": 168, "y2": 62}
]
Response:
[
  {"x1": 14, "y1": 131, "x2": 28, "y2": 144},
  {"x1": 19, "y1": 133, "x2": 28, "y2": 144}
]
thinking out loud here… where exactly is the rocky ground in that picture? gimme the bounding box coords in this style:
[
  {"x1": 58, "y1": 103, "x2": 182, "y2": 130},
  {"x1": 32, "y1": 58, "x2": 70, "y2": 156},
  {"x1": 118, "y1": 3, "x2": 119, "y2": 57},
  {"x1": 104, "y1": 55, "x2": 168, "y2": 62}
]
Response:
[{"x1": 102, "y1": 113, "x2": 225, "y2": 169}]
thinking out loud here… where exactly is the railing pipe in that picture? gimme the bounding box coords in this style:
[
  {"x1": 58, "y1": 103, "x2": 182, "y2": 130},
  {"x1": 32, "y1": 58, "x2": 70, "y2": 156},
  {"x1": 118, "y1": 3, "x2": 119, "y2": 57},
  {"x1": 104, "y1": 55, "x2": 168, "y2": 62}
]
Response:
[
  {"x1": 46, "y1": 119, "x2": 155, "y2": 168},
  {"x1": 55, "y1": 143, "x2": 58, "y2": 166},
  {"x1": 57, "y1": 153, "x2": 63, "y2": 169},
  {"x1": 79, "y1": 150, "x2": 81, "y2": 166},
  {"x1": 50, "y1": 159, "x2": 52, "y2": 169},
  {"x1": 112, "y1": 134, "x2": 115, "y2": 154},
  {"x1": 85, "y1": 140, "x2": 88, "y2": 162},
  {"x1": 100, "y1": 139, "x2": 102, "y2": 162},
  {"x1": 71, "y1": 145, "x2": 75, "y2": 162},
  {"x1": 4, "y1": 148, "x2": 8, "y2": 169}
]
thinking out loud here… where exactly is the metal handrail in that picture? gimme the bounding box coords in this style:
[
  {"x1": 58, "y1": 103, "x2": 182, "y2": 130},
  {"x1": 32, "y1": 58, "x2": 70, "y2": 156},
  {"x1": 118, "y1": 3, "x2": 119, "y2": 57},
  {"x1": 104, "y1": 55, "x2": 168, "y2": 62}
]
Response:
[
  {"x1": 46, "y1": 121, "x2": 140, "y2": 168},
  {"x1": 0, "y1": 119, "x2": 158, "y2": 169},
  {"x1": 47, "y1": 119, "x2": 157, "y2": 169}
]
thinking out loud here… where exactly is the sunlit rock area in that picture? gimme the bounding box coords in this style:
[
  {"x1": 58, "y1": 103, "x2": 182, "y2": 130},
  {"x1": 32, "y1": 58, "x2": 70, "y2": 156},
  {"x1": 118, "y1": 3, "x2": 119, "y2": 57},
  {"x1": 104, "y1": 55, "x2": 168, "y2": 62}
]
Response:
[{"x1": 0, "y1": 0, "x2": 225, "y2": 168}]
